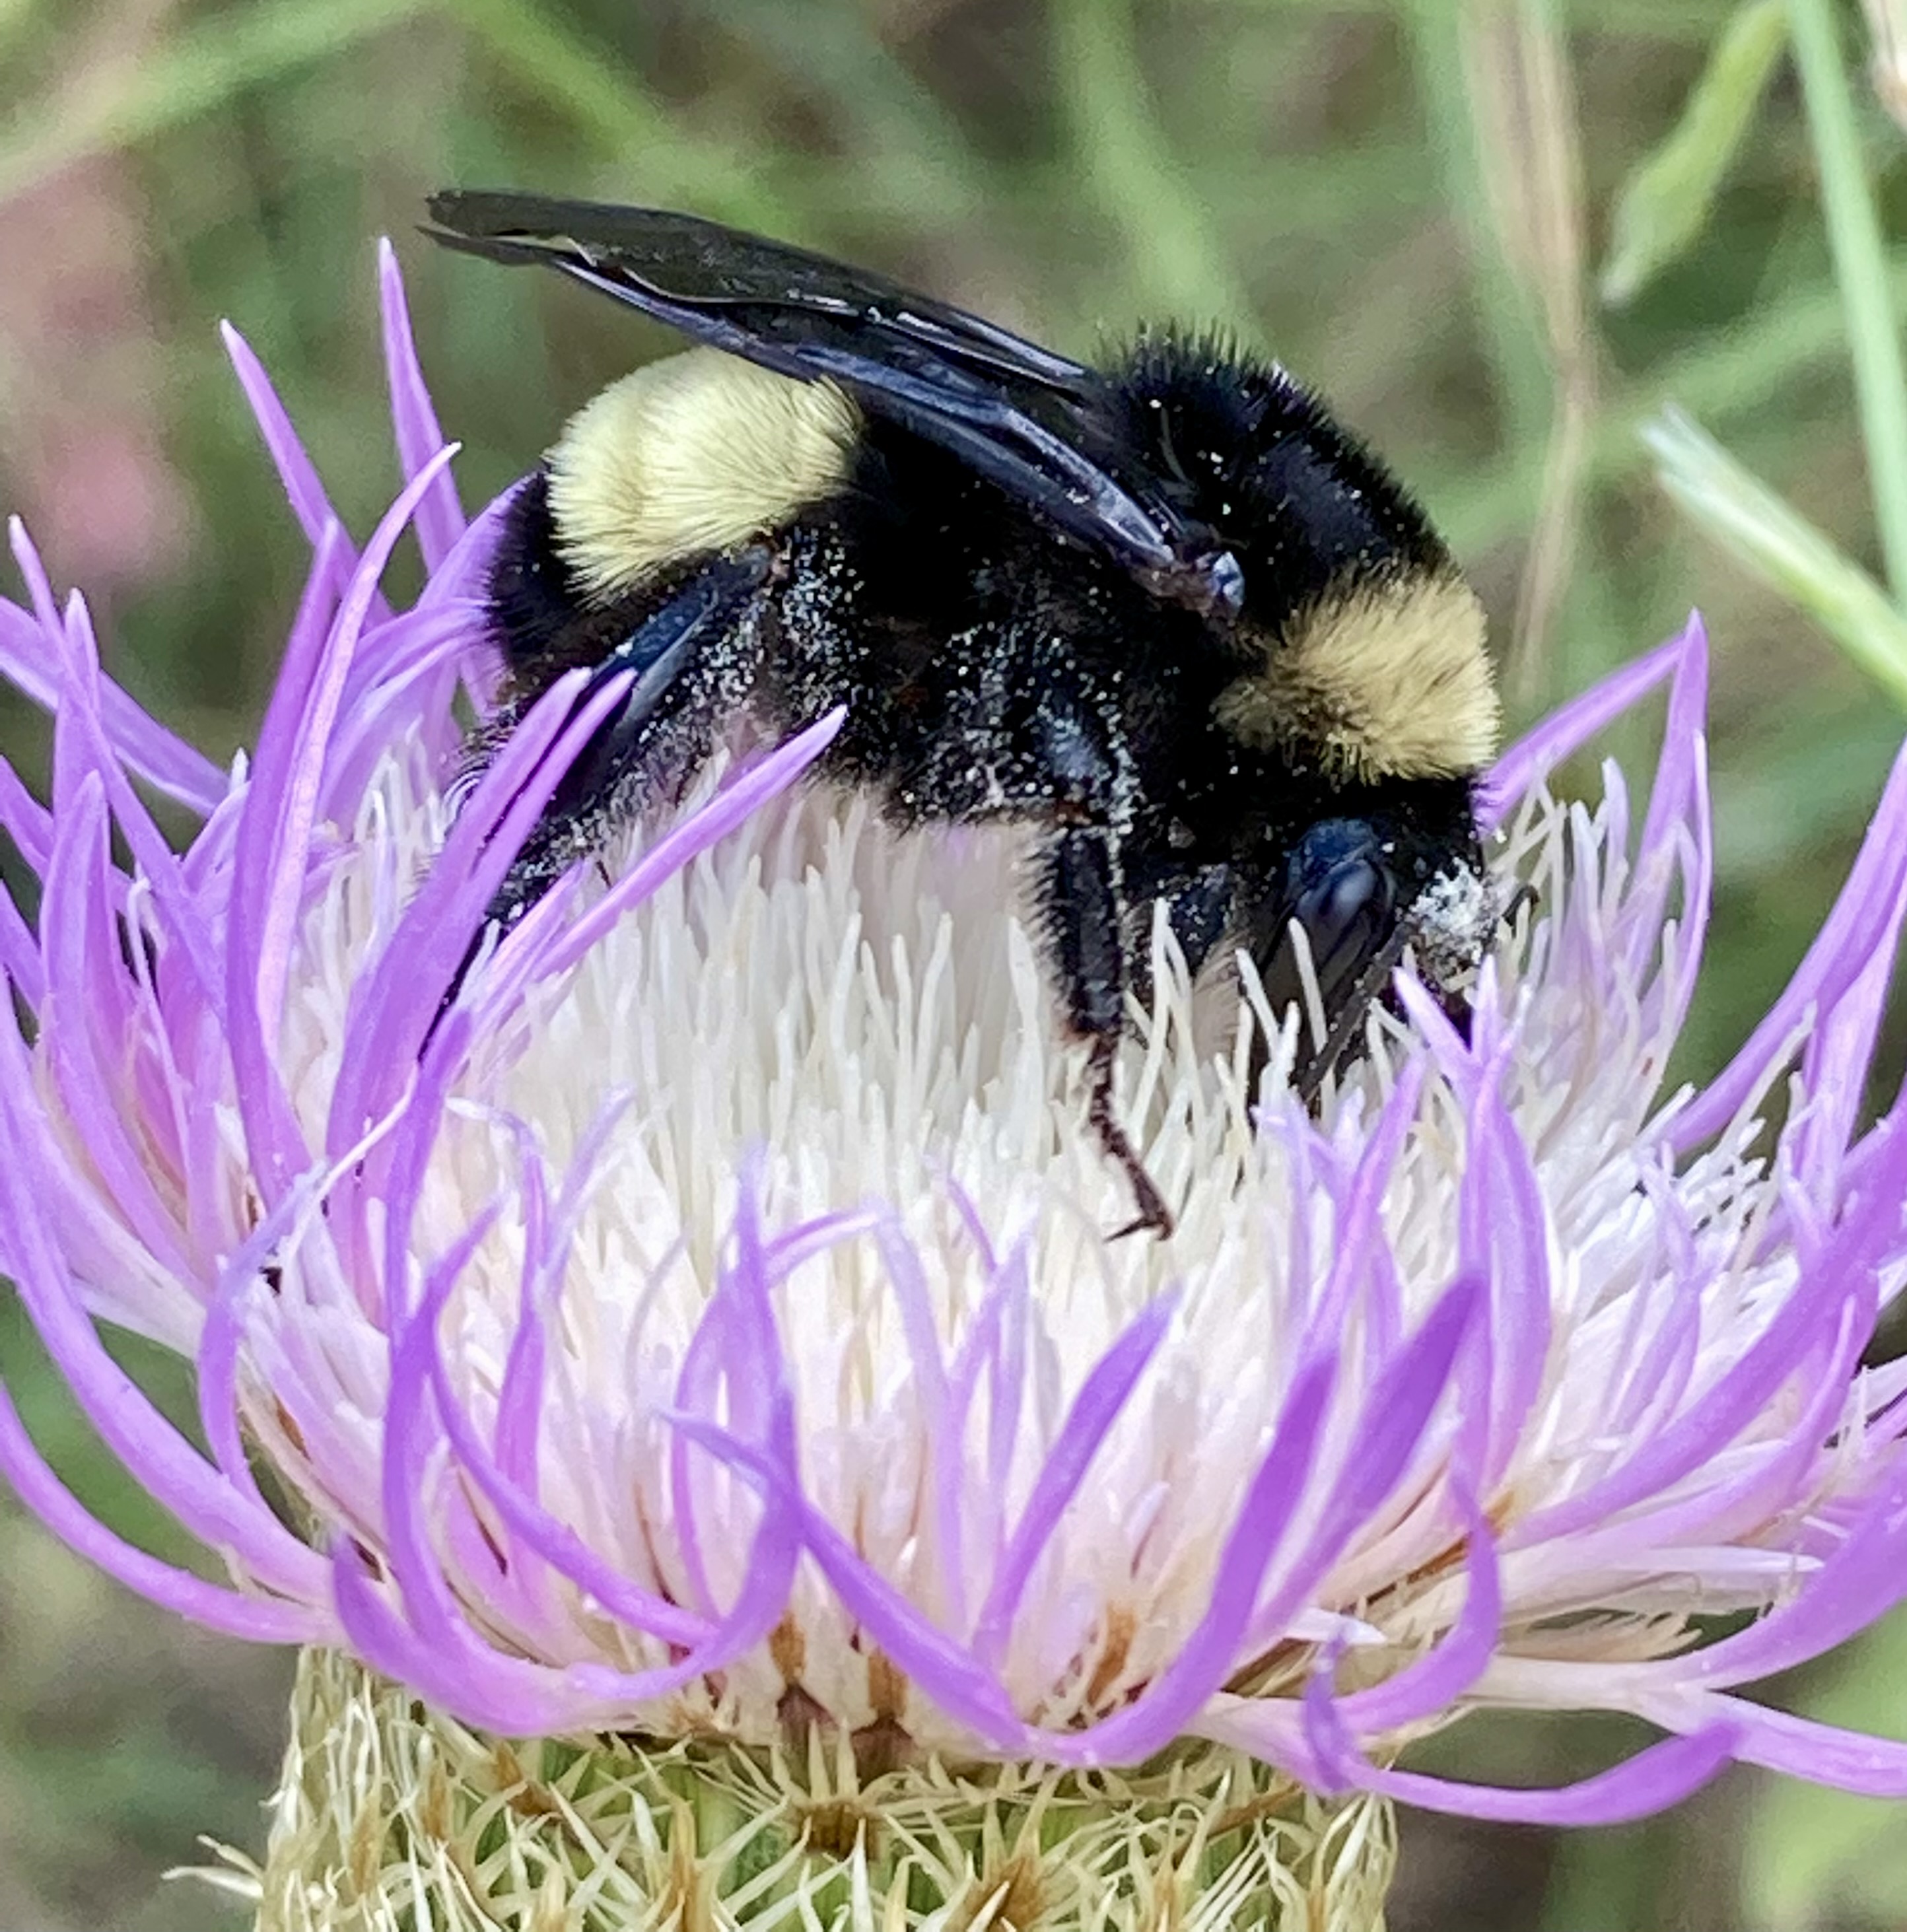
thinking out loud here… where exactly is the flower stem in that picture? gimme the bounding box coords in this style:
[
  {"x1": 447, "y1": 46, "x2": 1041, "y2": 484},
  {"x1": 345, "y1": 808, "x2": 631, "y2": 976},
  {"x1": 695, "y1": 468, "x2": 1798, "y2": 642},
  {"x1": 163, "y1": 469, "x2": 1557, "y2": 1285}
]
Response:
[{"x1": 1788, "y1": 0, "x2": 1907, "y2": 600}]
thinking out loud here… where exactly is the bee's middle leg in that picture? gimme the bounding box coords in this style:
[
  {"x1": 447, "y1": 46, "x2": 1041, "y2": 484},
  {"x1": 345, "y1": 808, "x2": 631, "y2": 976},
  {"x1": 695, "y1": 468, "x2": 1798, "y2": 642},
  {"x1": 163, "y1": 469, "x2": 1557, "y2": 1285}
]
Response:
[{"x1": 1041, "y1": 825, "x2": 1175, "y2": 1240}]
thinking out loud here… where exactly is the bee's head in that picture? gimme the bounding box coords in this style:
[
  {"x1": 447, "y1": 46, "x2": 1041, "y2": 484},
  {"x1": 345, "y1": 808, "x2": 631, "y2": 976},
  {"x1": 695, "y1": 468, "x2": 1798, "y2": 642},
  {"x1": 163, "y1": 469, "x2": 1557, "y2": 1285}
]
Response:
[
  {"x1": 1117, "y1": 333, "x2": 1505, "y2": 1070},
  {"x1": 1245, "y1": 798, "x2": 1496, "y2": 1059}
]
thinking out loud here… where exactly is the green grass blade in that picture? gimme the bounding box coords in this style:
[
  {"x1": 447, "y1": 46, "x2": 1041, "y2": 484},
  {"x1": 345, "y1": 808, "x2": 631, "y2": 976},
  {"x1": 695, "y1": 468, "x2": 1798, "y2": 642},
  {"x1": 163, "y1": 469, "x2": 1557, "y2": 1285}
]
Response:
[
  {"x1": 1788, "y1": 0, "x2": 1907, "y2": 600},
  {"x1": 1643, "y1": 405, "x2": 1907, "y2": 707},
  {"x1": 1601, "y1": 0, "x2": 1788, "y2": 306},
  {"x1": 1051, "y1": 0, "x2": 1257, "y2": 333}
]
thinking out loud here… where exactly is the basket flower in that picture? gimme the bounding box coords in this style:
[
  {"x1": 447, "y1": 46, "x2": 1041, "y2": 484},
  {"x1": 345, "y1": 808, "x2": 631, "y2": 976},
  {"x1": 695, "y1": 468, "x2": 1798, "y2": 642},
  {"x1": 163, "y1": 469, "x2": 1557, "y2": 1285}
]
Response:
[{"x1": 3, "y1": 247, "x2": 1907, "y2": 1930}]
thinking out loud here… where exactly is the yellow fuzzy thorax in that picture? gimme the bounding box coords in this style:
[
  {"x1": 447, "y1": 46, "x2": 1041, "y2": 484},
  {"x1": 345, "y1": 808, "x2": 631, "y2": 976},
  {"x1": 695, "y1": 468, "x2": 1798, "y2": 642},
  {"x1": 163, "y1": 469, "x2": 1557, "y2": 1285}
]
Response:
[{"x1": 1215, "y1": 573, "x2": 1500, "y2": 782}]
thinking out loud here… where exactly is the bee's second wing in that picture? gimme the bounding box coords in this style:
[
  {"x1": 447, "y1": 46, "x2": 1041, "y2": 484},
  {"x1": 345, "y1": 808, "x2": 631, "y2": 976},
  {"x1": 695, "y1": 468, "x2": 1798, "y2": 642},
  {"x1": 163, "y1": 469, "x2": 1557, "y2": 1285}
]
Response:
[{"x1": 427, "y1": 191, "x2": 1233, "y2": 609}]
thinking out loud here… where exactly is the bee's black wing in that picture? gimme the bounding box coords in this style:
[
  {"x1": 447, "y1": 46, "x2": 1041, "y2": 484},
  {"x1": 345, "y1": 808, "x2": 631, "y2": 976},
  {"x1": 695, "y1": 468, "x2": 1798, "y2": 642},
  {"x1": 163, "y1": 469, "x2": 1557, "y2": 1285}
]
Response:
[{"x1": 425, "y1": 190, "x2": 1239, "y2": 614}]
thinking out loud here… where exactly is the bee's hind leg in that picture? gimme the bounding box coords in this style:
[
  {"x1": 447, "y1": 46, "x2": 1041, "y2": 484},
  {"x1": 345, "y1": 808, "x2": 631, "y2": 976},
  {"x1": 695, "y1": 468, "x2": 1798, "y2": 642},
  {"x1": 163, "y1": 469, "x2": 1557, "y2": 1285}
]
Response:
[{"x1": 436, "y1": 548, "x2": 775, "y2": 1028}]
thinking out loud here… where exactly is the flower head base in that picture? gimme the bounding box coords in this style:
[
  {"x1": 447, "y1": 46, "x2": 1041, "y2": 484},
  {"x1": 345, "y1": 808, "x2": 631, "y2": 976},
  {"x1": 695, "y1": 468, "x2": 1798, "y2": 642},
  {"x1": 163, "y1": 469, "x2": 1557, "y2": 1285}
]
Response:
[
  {"x1": 231, "y1": 1647, "x2": 1395, "y2": 1932},
  {"x1": 5, "y1": 246, "x2": 1907, "y2": 1869}
]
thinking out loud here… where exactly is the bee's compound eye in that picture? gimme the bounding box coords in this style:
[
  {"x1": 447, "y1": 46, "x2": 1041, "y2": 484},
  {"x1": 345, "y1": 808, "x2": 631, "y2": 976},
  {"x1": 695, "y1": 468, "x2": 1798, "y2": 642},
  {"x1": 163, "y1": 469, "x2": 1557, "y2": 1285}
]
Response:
[{"x1": 1259, "y1": 818, "x2": 1398, "y2": 1019}]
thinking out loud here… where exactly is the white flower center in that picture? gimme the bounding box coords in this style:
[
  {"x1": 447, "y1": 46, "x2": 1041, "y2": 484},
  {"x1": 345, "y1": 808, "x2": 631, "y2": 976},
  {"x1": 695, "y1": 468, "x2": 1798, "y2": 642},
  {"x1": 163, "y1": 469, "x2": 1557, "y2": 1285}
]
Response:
[{"x1": 240, "y1": 738, "x2": 1787, "y2": 1748}]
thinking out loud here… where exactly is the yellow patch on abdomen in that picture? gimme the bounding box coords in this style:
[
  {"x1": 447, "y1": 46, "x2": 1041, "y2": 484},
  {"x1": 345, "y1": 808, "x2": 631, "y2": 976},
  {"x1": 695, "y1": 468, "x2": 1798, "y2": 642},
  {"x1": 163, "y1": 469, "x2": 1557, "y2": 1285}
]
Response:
[
  {"x1": 1214, "y1": 572, "x2": 1499, "y2": 782},
  {"x1": 546, "y1": 349, "x2": 861, "y2": 602}
]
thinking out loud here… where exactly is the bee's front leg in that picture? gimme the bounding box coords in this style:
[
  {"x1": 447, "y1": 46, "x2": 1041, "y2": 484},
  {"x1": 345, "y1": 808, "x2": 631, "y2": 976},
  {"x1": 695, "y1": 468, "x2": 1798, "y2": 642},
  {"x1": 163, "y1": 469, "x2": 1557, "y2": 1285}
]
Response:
[{"x1": 1040, "y1": 825, "x2": 1175, "y2": 1241}]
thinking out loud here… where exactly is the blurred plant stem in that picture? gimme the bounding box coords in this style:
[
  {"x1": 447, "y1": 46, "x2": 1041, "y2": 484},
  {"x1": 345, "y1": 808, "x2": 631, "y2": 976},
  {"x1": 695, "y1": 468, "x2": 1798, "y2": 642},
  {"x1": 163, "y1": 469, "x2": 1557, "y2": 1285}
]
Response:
[
  {"x1": 1644, "y1": 407, "x2": 1907, "y2": 707},
  {"x1": 1051, "y1": 0, "x2": 1256, "y2": 331},
  {"x1": 1446, "y1": 245, "x2": 1907, "y2": 553},
  {"x1": 1788, "y1": 0, "x2": 1907, "y2": 600},
  {"x1": 1864, "y1": 0, "x2": 1907, "y2": 127},
  {"x1": 1600, "y1": 0, "x2": 1787, "y2": 308},
  {"x1": 693, "y1": 0, "x2": 987, "y2": 224},
  {"x1": 1401, "y1": 0, "x2": 1554, "y2": 452},
  {"x1": 442, "y1": 0, "x2": 799, "y2": 231},
  {"x1": 1411, "y1": 0, "x2": 1593, "y2": 703},
  {"x1": 0, "y1": 0, "x2": 429, "y2": 204}
]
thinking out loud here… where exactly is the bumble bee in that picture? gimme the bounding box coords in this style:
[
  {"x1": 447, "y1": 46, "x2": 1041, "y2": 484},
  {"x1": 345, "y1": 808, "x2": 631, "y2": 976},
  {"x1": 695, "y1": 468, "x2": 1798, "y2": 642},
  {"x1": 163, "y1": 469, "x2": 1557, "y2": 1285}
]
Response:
[{"x1": 425, "y1": 190, "x2": 1503, "y2": 1238}]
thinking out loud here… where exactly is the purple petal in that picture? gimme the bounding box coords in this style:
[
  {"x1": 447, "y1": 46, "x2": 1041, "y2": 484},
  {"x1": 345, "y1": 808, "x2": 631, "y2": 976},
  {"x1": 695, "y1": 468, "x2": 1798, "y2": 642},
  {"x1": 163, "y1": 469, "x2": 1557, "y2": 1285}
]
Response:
[
  {"x1": 667, "y1": 1187, "x2": 770, "y2": 1620},
  {"x1": 419, "y1": 485, "x2": 516, "y2": 616},
  {"x1": 1791, "y1": 918, "x2": 1907, "y2": 1199},
  {"x1": 1672, "y1": 731, "x2": 1907, "y2": 1151},
  {"x1": 324, "y1": 604, "x2": 482, "y2": 813},
  {"x1": 368, "y1": 1216, "x2": 753, "y2": 1727},
  {"x1": 873, "y1": 1213, "x2": 963, "y2": 1625},
  {"x1": 970, "y1": 1292, "x2": 1178, "y2": 1669},
  {"x1": 224, "y1": 524, "x2": 351, "y2": 1202},
  {"x1": 0, "y1": 1374, "x2": 324, "y2": 1643},
  {"x1": 425, "y1": 1340, "x2": 713, "y2": 1653},
  {"x1": 1023, "y1": 1350, "x2": 1339, "y2": 1766},
  {"x1": 689, "y1": 1435, "x2": 1025, "y2": 1748},
  {"x1": 254, "y1": 450, "x2": 459, "y2": 1068},
  {"x1": 221, "y1": 323, "x2": 369, "y2": 585},
  {"x1": 1319, "y1": 1480, "x2": 1501, "y2": 1735},
  {"x1": 34, "y1": 778, "x2": 191, "y2": 1277},
  {"x1": 1478, "y1": 618, "x2": 1703, "y2": 832},
  {"x1": 403, "y1": 1118, "x2": 652, "y2": 1647},
  {"x1": 1320, "y1": 1704, "x2": 1739, "y2": 1824},
  {"x1": 1301, "y1": 1061, "x2": 1423, "y2": 1361},
  {"x1": 1632, "y1": 616, "x2": 1712, "y2": 918},
  {"x1": 1512, "y1": 1116, "x2": 1907, "y2": 1547},
  {"x1": 0, "y1": 877, "x2": 43, "y2": 1008},
  {"x1": 329, "y1": 1536, "x2": 591, "y2": 1737},
  {"x1": 1306, "y1": 1276, "x2": 1481, "y2": 1564},
  {"x1": 1637, "y1": 1693, "x2": 1907, "y2": 1795},
  {"x1": 1665, "y1": 1458, "x2": 1907, "y2": 1685},
  {"x1": 377, "y1": 239, "x2": 465, "y2": 572},
  {"x1": 52, "y1": 594, "x2": 225, "y2": 1012},
  {"x1": 3, "y1": 529, "x2": 225, "y2": 813},
  {"x1": 194, "y1": 1192, "x2": 320, "y2": 1518},
  {"x1": 492, "y1": 1124, "x2": 556, "y2": 1494},
  {"x1": 0, "y1": 750, "x2": 55, "y2": 877},
  {"x1": 942, "y1": 1239, "x2": 1032, "y2": 1635},
  {"x1": 1454, "y1": 1083, "x2": 1552, "y2": 1495},
  {"x1": 489, "y1": 709, "x2": 849, "y2": 1012},
  {"x1": 0, "y1": 1016, "x2": 326, "y2": 1597},
  {"x1": 322, "y1": 660, "x2": 627, "y2": 1175}
]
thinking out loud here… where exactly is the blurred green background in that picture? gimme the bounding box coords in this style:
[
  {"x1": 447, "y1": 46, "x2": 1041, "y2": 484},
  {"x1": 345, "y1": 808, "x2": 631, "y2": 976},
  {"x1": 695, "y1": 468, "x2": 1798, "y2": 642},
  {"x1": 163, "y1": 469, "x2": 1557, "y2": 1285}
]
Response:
[{"x1": 6, "y1": 0, "x2": 1907, "y2": 1926}]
